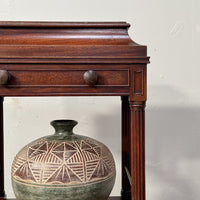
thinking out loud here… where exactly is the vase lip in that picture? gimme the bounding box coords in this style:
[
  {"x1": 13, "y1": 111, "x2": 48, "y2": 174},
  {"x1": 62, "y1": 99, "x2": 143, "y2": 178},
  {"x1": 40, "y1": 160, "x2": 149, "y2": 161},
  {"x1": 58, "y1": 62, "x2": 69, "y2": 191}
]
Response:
[{"x1": 50, "y1": 119, "x2": 78, "y2": 127}]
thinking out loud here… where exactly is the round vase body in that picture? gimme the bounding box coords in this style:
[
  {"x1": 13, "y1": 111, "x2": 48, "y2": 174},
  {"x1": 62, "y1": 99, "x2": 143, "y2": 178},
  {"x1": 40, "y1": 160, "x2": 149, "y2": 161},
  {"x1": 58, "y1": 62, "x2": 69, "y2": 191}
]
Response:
[{"x1": 11, "y1": 120, "x2": 116, "y2": 200}]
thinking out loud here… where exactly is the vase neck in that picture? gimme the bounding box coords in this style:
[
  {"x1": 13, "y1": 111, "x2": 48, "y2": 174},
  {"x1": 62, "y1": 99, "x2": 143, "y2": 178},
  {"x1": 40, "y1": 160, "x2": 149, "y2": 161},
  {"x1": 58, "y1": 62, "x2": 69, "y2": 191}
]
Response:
[{"x1": 50, "y1": 120, "x2": 78, "y2": 136}]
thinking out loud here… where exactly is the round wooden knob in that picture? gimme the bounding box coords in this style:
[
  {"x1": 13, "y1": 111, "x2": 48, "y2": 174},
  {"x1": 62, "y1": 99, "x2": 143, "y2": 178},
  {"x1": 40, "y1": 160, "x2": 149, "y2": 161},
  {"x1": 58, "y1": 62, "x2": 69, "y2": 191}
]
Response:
[
  {"x1": 83, "y1": 70, "x2": 98, "y2": 85},
  {"x1": 0, "y1": 70, "x2": 10, "y2": 85}
]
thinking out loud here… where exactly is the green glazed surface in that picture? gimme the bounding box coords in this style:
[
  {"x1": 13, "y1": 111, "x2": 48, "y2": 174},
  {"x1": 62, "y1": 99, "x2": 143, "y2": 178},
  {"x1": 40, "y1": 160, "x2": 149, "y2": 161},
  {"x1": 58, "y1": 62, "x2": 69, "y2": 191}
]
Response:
[{"x1": 12, "y1": 174, "x2": 115, "y2": 200}]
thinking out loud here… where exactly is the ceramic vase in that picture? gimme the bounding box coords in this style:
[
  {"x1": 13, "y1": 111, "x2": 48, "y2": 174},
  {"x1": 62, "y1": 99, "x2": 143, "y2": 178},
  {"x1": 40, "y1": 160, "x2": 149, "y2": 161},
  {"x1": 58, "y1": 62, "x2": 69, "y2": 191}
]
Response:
[{"x1": 11, "y1": 120, "x2": 116, "y2": 200}]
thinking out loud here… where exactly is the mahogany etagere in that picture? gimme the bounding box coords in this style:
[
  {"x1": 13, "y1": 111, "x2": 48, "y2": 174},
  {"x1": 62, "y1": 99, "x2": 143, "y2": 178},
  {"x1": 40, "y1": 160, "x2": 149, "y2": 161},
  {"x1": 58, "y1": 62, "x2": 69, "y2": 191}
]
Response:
[{"x1": 0, "y1": 21, "x2": 149, "y2": 200}]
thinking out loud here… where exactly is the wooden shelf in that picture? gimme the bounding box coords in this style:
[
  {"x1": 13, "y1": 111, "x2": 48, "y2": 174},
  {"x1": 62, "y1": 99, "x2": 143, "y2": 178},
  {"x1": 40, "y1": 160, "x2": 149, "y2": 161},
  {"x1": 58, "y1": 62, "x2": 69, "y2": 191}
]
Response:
[{"x1": 0, "y1": 197, "x2": 120, "y2": 200}]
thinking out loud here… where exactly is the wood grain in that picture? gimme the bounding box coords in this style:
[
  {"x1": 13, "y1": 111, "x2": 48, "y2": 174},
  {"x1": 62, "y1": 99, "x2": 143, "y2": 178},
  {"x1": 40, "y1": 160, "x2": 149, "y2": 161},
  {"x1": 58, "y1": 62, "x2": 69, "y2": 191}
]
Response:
[
  {"x1": 0, "y1": 21, "x2": 130, "y2": 28},
  {"x1": 0, "y1": 21, "x2": 149, "y2": 200},
  {"x1": 0, "y1": 197, "x2": 121, "y2": 200}
]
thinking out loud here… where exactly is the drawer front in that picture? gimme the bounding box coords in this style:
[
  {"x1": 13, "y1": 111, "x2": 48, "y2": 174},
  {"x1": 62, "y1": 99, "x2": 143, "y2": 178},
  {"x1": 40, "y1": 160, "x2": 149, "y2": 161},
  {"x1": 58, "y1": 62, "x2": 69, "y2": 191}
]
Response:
[
  {"x1": 8, "y1": 70, "x2": 128, "y2": 86},
  {"x1": 0, "y1": 64, "x2": 130, "y2": 96}
]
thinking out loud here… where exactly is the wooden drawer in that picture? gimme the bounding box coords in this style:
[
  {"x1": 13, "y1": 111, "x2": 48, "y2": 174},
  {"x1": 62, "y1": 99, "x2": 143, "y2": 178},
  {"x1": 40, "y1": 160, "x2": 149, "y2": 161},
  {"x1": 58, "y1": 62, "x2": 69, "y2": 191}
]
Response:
[
  {"x1": 0, "y1": 64, "x2": 130, "y2": 96},
  {"x1": 8, "y1": 69, "x2": 128, "y2": 86}
]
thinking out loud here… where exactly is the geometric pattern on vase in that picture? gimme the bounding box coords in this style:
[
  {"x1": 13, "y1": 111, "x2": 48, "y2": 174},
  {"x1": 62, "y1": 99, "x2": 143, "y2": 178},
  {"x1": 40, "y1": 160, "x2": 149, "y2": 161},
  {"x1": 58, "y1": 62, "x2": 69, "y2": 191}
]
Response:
[{"x1": 12, "y1": 138, "x2": 115, "y2": 185}]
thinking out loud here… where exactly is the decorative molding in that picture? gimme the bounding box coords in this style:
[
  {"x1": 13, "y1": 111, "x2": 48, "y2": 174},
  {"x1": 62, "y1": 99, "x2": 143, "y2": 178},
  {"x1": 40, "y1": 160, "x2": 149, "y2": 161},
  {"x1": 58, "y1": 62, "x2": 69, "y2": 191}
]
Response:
[{"x1": 130, "y1": 66, "x2": 147, "y2": 101}]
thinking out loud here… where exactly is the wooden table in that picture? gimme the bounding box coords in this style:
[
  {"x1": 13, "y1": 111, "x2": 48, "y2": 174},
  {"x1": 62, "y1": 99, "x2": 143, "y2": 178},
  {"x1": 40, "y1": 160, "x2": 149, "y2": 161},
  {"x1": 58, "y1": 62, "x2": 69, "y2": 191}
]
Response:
[{"x1": 0, "y1": 21, "x2": 149, "y2": 200}]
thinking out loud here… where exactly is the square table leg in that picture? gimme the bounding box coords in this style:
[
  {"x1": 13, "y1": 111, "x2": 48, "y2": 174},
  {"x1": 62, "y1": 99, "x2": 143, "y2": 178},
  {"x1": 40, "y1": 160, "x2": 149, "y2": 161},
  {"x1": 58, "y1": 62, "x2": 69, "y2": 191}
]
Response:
[
  {"x1": 0, "y1": 97, "x2": 5, "y2": 198},
  {"x1": 121, "y1": 96, "x2": 131, "y2": 200}
]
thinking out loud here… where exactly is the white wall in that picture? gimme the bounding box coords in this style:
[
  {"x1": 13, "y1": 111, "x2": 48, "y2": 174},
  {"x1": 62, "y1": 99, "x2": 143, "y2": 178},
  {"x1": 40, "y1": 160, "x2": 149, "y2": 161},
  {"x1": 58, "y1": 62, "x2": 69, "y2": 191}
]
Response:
[{"x1": 1, "y1": 0, "x2": 200, "y2": 199}]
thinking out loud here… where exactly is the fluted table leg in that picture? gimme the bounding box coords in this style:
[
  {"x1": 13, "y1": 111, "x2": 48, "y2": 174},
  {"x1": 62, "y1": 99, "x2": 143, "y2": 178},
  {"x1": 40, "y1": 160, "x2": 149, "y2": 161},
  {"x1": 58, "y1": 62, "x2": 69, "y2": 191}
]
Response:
[{"x1": 129, "y1": 101, "x2": 145, "y2": 200}]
